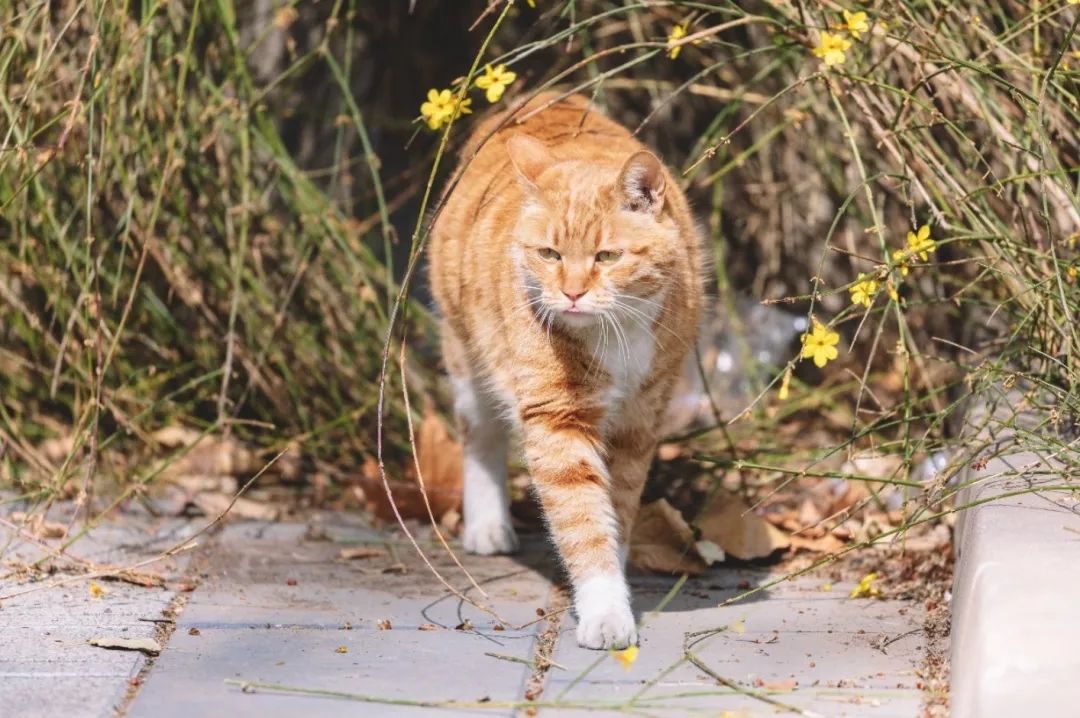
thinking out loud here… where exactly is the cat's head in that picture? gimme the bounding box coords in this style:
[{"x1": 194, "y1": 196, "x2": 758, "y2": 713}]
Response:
[{"x1": 506, "y1": 134, "x2": 680, "y2": 329}]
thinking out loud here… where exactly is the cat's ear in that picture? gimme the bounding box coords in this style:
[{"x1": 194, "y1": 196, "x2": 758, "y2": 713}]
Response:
[
  {"x1": 617, "y1": 151, "x2": 666, "y2": 216},
  {"x1": 506, "y1": 134, "x2": 554, "y2": 191}
]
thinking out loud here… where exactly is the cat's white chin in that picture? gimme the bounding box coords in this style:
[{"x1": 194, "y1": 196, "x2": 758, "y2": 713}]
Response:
[{"x1": 557, "y1": 310, "x2": 599, "y2": 328}]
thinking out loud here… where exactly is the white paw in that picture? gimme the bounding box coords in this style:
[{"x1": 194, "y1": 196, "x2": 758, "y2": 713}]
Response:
[
  {"x1": 462, "y1": 519, "x2": 519, "y2": 555},
  {"x1": 574, "y1": 573, "x2": 637, "y2": 650},
  {"x1": 575, "y1": 601, "x2": 638, "y2": 650}
]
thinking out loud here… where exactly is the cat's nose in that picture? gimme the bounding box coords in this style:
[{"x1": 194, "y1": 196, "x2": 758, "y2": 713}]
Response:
[{"x1": 563, "y1": 289, "x2": 587, "y2": 303}]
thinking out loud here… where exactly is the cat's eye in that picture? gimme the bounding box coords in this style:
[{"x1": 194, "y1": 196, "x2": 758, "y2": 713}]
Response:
[
  {"x1": 538, "y1": 247, "x2": 561, "y2": 261},
  {"x1": 595, "y1": 250, "x2": 623, "y2": 264}
]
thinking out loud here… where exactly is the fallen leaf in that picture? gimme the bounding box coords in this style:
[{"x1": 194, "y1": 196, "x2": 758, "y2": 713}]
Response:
[
  {"x1": 417, "y1": 623, "x2": 441, "y2": 631},
  {"x1": 188, "y1": 627, "x2": 201, "y2": 636},
  {"x1": 114, "y1": 570, "x2": 166, "y2": 588},
  {"x1": 89, "y1": 637, "x2": 161, "y2": 655},
  {"x1": 415, "y1": 403, "x2": 464, "y2": 520},
  {"x1": 694, "y1": 490, "x2": 790, "y2": 560},
  {"x1": 629, "y1": 499, "x2": 707, "y2": 575},
  {"x1": 762, "y1": 679, "x2": 797, "y2": 692},
  {"x1": 89, "y1": 581, "x2": 108, "y2": 599},
  {"x1": 9, "y1": 512, "x2": 67, "y2": 539},
  {"x1": 797, "y1": 497, "x2": 823, "y2": 527},
  {"x1": 731, "y1": 619, "x2": 746, "y2": 635},
  {"x1": 357, "y1": 402, "x2": 463, "y2": 523},
  {"x1": 191, "y1": 492, "x2": 279, "y2": 521},
  {"x1": 610, "y1": 645, "x2": 639, "y2": 671},
  {"x1": 335, "y1": 645, "x2": 348, "y2": 654},
  {"x1": 377, "y1": 619, "x2": 392, "y2": 630},
  {"x1": 152, "y1": 427, "x2": 258, "y2": 478},
  {"x1": 338, "y1": 547, "x2": 385, "y2": 561},
  {"x1": 788, "y1": 533, "x2": 846, "y2": 554},
  {"x1": 693, "y1": 539, "x2": 725, "y2": 566}
]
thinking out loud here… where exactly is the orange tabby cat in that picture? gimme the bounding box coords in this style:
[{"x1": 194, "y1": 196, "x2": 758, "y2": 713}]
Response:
[{"x1": 429, "y1": 92, "x2": 703, "y2": 649}]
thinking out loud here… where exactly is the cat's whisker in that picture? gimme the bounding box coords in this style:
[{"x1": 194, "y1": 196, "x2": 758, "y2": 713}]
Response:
[{"x1": 613, "y1": 296, "x2": 687, "y2": 349}]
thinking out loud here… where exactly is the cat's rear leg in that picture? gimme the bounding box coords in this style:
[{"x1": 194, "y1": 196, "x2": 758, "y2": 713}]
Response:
[
  {"x1": 443, "y1": 330, "x2": 518, "y2": 555},
  {"x1": 453, "y1": 374, "x2": 517, "y2": 554}
]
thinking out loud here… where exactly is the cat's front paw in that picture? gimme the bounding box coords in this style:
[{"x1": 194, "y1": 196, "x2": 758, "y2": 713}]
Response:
[
  {"x1": 462, "y1": 519, "x2": 519, "y2": 555},
  {"x1": 575, "y1": 601, "x2": 638, "y2": 650},
  {"x1": 574, "y1": 574, "x2": 637, "y2": 650}
]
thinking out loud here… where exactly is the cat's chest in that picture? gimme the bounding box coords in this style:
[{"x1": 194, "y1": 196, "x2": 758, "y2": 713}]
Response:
[{"x1": 597, "y1": 319, "x2": 657, "y2": 416}]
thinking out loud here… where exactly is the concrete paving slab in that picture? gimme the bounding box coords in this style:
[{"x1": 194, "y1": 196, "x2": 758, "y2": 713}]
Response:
[
  {"x1": 549, "y1": 574, "x2": 927, "y2": 717},
  {"x1": 127, "y1": 518, "x2": 556, "y2": 718},
  {"x1": 0, "y1": 510, "x2": 197, "y2": 718}
]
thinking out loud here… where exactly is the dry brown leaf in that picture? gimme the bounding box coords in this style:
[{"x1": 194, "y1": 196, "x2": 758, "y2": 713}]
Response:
[
  {"x1": 152, "y1": 427, "x2": 257, "y2": 478},
  {"x1": 629, "y1": 499, "x2": 707, "y2": 575},
  {"x1": 415, "y1": 403, "x2": 463, "y2": 518},
  {"x1": 338, "y1": 547, "x2": 385, "y2": 561},
  {"x1": 797, "y1": 498, "x2": 823, "y2": 527},
  {"x1": 174, "y1": 475, "x2": 238, "y2": 494},
  {"x1": 114, "y1": 570, "x2": 166, "y2": 588},
  {"x1": 358, "y1": 403, "x2": 463, "y2": 523},
  {"x1": 9, "y1": 512, "x2": 67, "y2": 539},
  {"x1": 694, "y1": 490, "x2": 790, "y2": 560},
  {"x1": 191, "y1": 492, "x2": 279, "y2": 521},
  {"x1": 788, "y1": 532, "x2": 846, "y2": 554}
]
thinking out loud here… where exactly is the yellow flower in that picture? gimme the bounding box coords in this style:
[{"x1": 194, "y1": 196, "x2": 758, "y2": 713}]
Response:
[
  {"x1": 526, "y1": 0, "x2": 536, "y2": 6},
  {"x1": 842, "y1": 10, "x2": 870, "y2": 39},
  {"x1": 800, "y1": 319, "x2": 840, "y2": 368},
  {"x1": 850, "y1": 572, "x2": 882, "y2": 599},
  {"x1": 905, "y1": 224, "x2": 936, "y2": 261},
  {"x1": 813, "y1": 31, "x2": 852, "y2": 67},
  {"x1": 849, "y1": 273, "x2": 878, "y2": 308},
  {"x1": 777, "y1": 365, "x2": 792, "y2": 400},
  {"x1": 419, "y1": 88, "x2": 472, "y2": 131},
  {"x1": 610, "y1": 645, "x2": 639, "y2": 671},
  {"x1": 886, "y1": 278, "x2": 899, "y2": 302},
  {"x1": 1067, "y1": 265, "x2": 1077, "y2": 283},
  {"x1": 89, "y1": 581, "x2": 108, "y2": 598},
  {"x1": 891, "y1": 248, "x2": 910, "y2": 276},
  {"x1": 475, "y1": 64, "x2": 517, "y2": 103},
  {"x1": 667, "y1": 23, "x2": 687, "y2": 59}
]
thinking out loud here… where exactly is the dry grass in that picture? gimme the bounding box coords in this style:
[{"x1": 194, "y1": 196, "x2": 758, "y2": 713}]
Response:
[{"x1": 1, "y1": 0, "x2": 1077, "y2": 535}]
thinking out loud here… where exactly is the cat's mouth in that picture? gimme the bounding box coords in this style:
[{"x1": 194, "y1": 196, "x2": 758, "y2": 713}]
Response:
[{"x1": 558, "y1": 307, "x2": 599, "y2": 327}]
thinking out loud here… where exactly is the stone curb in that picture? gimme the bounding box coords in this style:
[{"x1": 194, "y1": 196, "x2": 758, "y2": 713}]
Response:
[{"x1": 949, "y1": 393, "x2": 1080, "y2": 717}]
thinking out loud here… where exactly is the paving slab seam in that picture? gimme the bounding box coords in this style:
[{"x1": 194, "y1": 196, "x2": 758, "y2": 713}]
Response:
[{"x1": 113, "y1": 527, "x2": 219, "y2": 716}]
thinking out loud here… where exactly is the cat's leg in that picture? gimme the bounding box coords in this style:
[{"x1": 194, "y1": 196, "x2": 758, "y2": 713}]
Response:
[
  {"x1": 606, "y1": 424, "x2": 657, "y2": 569},
  {"x1": 443, "y1": 328, "x2": 517, "y2": 555},
  {"x1": 520, "y1": 408, "x2": 636, "y2": 649},
  {"x1": 454, "y1": 374, "x2": 517, "y2": 555}
]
